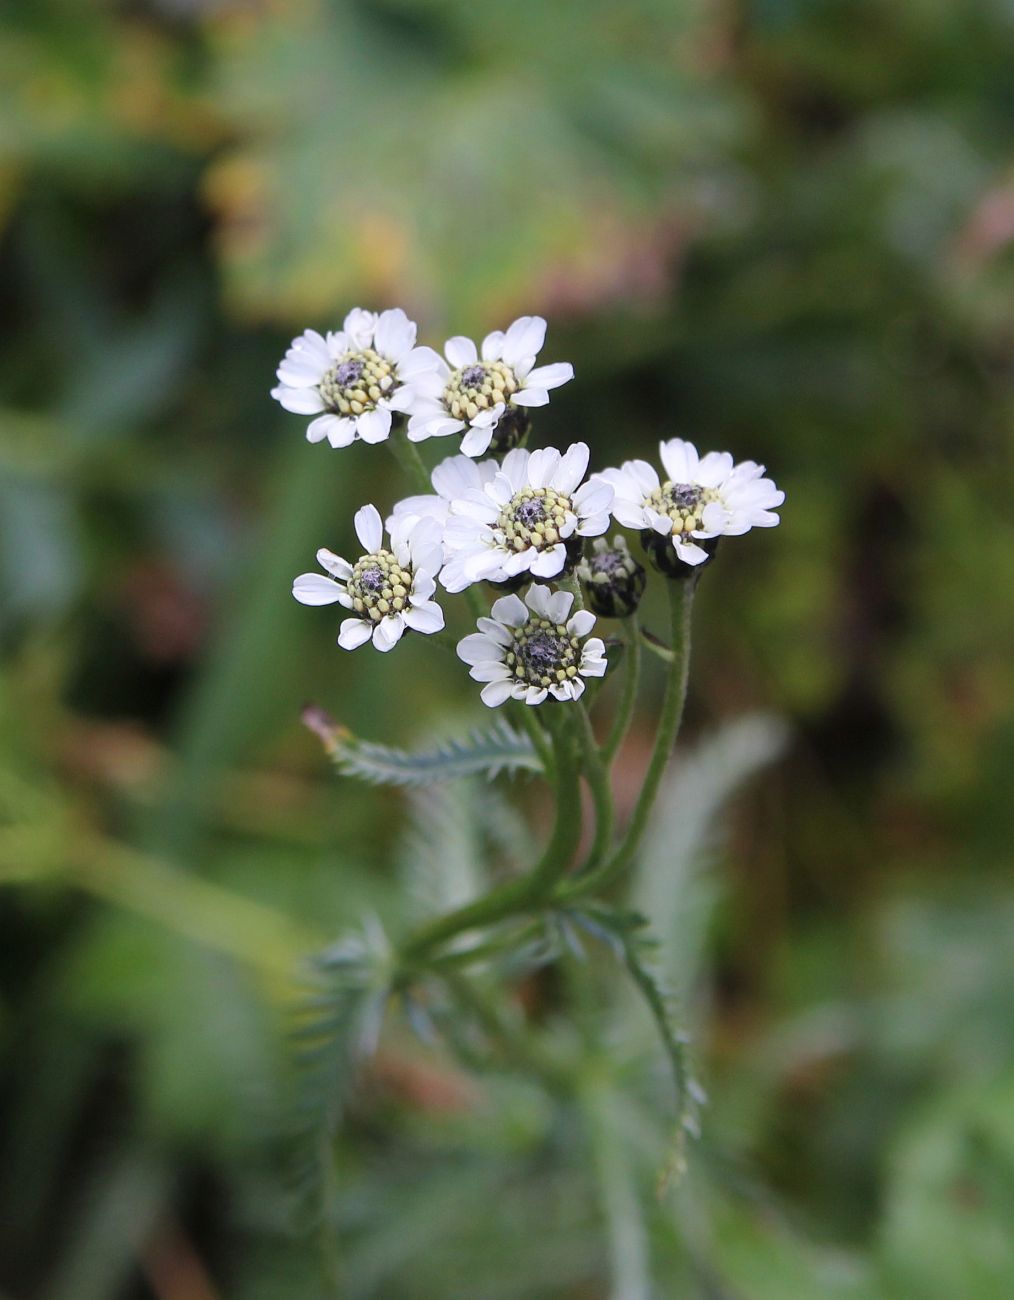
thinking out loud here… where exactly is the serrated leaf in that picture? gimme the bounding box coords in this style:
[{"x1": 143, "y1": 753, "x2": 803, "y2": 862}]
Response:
[{"x1": 330, "y1": 720, "x2": 541, "y2": 788}]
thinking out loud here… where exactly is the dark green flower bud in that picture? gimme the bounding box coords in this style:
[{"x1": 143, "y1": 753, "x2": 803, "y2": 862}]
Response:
[
  {"x1": 488, "y1": 407, "x2": 532, "y2": 455},
  {"x1": 577, "y1": 535, "x2": 646, "y2": 618}
]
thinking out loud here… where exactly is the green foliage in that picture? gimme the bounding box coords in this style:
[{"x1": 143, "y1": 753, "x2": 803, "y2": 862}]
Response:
[
  {"x1": 329, "y1": 719, "x2": 541, "y2": 788},
  {"x1": 2, "y1": 0, "x2": 1014, "y2": 1295}
]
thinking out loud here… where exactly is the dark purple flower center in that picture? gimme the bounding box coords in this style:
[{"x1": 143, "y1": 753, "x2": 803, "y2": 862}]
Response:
[
  {"x1": 336, "y1": 359, "x2": 365, "y2": 387},
  {"x1": 460, "y1": 364, "x2": 486, "y2": 387}
]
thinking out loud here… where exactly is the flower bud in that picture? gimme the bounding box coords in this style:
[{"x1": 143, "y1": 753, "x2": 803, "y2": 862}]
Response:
[
  {"x1": 577, "y1": 536, "x2": 646, "y2": 618},
  {"x1": 488, "y1": 407, "x2": 532, "y2": 455}
]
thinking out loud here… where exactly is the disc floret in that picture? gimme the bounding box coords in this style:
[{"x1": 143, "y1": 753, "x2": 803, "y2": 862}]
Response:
[{"x1": 319, "y1": 349, "x2": 395, "y2": 418}]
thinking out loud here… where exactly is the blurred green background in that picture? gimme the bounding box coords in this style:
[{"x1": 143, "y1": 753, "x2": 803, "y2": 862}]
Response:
[{"x1": 2, "y1": 0, "x2": 1013, "y2": 1297}]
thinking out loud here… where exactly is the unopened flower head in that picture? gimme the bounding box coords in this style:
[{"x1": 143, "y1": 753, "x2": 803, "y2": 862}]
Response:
[
  {"x1": 292, "y1": 505, "x2": 444, "y2": 652},
  {"x1": 576, "y1": 535, "x2": 646, "y2": 619},
  {"x1": 598, "y1": 439, "x2": 784, "y2": 573},
  {"x1": 404, "y1": 315, "x2": 574, "y2": 458},
  {"x1": 457, "y1": 585, "x2": 607, "y2": 707},
  {"x1": 271, "y1": 308, "x2": 439, "y2": 449},
  {"x1": 386, "y1": 453, "x2": 499, "y2": 553},
  {"x1": 439, "y1": 443, "x2": 613, "y2": 592}
]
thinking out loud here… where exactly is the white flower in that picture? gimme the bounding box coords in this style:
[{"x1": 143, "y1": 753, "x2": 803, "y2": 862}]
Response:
[
  {"x1": 457, "y1": 585, "x2": 607, "y2": 707},
  {"x1": 598, "y1": 438, "x2": 785, "y2": 567},
  {"x1": 404, "y1": 315, "x2": 574, "y2": 457},
  {"x1": 385, "y1": 453, "x2": 499, "y2": 548},
  {"x1": 292, "y1": 505, "x2": 444, "y2": 652},
  {"x1": 439, "y1": 443, "x2": 613, "y2": 592},
  {"x1": 271, "y1": 308, "x2": 440, "y2": 449}
]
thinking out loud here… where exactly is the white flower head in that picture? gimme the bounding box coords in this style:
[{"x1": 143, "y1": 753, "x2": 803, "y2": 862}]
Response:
[
  {"x1": 271, "y1": 307, "x2": 441, "y2": 449},
  {"x1": 385, "y1": 453, "x2": 499, "y2": 549},
  {"x1": 439, "y1": 443, "x2": 613, "y2": 592},
  {"x1": 457, "y1": 585, "x2": 607, "y2": 708},
  {"x1": 292, "y1": 505, "x2": 444, "y2": 652},
  {"x1": 598, "y1": 438, "x2": 785, "y2": 568},
  {"x1": 404, "y1": 315, "x2": 574, "y2": 457}
]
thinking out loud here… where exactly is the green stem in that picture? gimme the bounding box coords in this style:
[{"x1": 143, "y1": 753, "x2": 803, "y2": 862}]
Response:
[
  {"x1": 574, "y1": 702, "x2": 614, "y2": 871},
  {"x1": 515, "y1": 703, "x2": 556, "y2": 779},
  {"x1": 387, "y1": 425, "x2": 432, "y2": 494},
  {"x1": 442, "y1": 969, "x2": 569, "y2": 1093},
  {"x1": 399, "y1": 718, "x2": 580, "y2": 964},
  {"x1": 560, "y1": 579, "x2": 694, "y2": 901},
  {"x1": 603, "y1": 615, "x2": 641, "y2": 765},
  {"x1": 640, "y1": 627, "x2": 675, "y2": 664}
]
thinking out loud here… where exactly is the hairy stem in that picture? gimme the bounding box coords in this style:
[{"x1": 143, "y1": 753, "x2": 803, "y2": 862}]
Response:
[
  {"x1": 561, "y1": 579, "x2": 694, "y2": 900},
  {"x1": 575, "y1": 701, "x2": 614, "y2": 870},
  {"x1": 387, "y1": 425, "x2": 432, "y2": 495},
  {"x1": 603, "y1": 615, "x2": 641, "y2": 764}
]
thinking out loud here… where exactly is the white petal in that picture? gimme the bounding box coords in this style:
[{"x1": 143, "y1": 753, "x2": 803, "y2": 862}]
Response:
[
  {"x1": 525, "y1": 361, "x2": 574, "y2": 390},
  {"x1": 272, "y1": 385, "x2": 325, "y2": 415},
  {"x1": 574, "y1": 479, "x2": 613, "y2": 516},
  {"x1": 457, "y1": 633, "x2": 503, "y2": 666},
  {"x1": 459, "y1": 424, "x2": 496, "y2": 457},
  {"x1": 374, "y1": 308, "x2": 416, "y2": 362},
  {"x1": 659, "y1": 438, "x2": 701, "y2": 485},
  {"x1": 306, "y1": 414, "x2": 339, "y2": 444},
  {"x1": 481, "y1": 330, "x2": 505, "y2": 361},
  {"x1": 326, "y1": 417, "x2": 358, "y2": 448},
  {"x1": 408, "y1": 416, "x2": 466, "y2": 442},
  {"x1": 547, "y1": 589, "x2": 573, "y2": 624},
  {"x1": 403, "y1": 601, "x2": 444, "y2": 634},
  {"x1": 480, "y1": 680, "x2": 514, "y2": 708},
  {"x1": 354, "y1": 504, "x2": 383, "y2": 554},
  {"x1": 444, "y1": 336, "x2": 478, "y2": 368},
  {"x1": 553, "y1": 442, "x2": 589, "y2": 494},
  {"x1": 469, "y1": 660, "x2": 512, "y2": 682},
  {"x1": 398, "y1": 346, "x2": 447, "y2": 380},
  {"x1": 501, "y1": 316, "x2": 547, "y2": 367},
  {"x1": 611, "y1": 499, "x2": 651, "y2": 529},
  {"x1": 476, "y1": 616, "x2": 514, "y2": 646},
  {"x1": 524, "y1": 686, "x2": 548, "y2": 706},
  {"x1": 675, "y1": 540, "x2": 709, "y2": 566},
  {"x1": 292, "y1": 573, "x2": 345, "y2": 606},
  {"x1": 372, "y1": 614, "x2": 405, "y2": 652},
  {"x1": 356, "y1": 406, "x2": 393, "y2": 444},
  {"x1": 499, "y1": 448, "x2": 531, "y2": 493},
  {"x1": 567, "y1": 609, "x2": 596, "y2": 638},
  {"x1": 338, "y1": 618, "x2": 373, "y2": 650},
  {"x1": 529, "y1": 545, "x2": 566, "y2": 578},
  {"x1": 523, "y1": 584, "x2": 555, "y2": 619},
  {"x1": 343, "y1": 309, "x2": 378, "y2": 350},
  {"x1": 316, "y1": 548, "x2": 352, "y2": 579},
  {"x1": 490, "y1": 593, "x2": 529, "y2": 626},
  {"x1": 511, "y1": 387, "x2": 550, "y2": 408},
  {"x1": 526, "y1": 447, "x2": 561, "y2": 489},
  {"x1": 431, "y1": 454, "x2": 481, "y2": 501}
]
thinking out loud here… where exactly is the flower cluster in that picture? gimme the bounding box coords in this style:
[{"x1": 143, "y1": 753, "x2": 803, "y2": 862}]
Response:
[{"x1": 282, "y1": 307, "x2": 784, "y2": 706}]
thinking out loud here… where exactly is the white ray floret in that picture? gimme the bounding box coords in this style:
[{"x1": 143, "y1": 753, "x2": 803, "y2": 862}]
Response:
[
  {"x1": 597, "y1": 438, "x2": 785, "y2": 566},
  {"x1": 457, "y1": 585, "x2": 607, "y2": 708},
  {"x1": 271, "y1": 307, "x2": 440, "y2": 449},
  {"x1": 439, "y1": 443, "x2": 613, "y2": 592},
  {"x1": 386, "y1": 453, "x2": 499, "y2": 553},
  {"x1": 404, "y1": 315, "x2": 574, "y2": 457},
  {"x1": 292, "y1": 505, "x2": 444, "y2": 652}
]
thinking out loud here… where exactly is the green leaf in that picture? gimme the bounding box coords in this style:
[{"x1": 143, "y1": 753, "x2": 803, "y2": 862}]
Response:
[
  {"x1": 326, "y1": 719, "x2": 541, "y2": 788},
  {"x1": 572, "y1": 906, "x2": 701, "y2": 1188},
  {"x1": 290, "y1": 922, "x2": 393, "y2": 1235}
]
